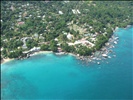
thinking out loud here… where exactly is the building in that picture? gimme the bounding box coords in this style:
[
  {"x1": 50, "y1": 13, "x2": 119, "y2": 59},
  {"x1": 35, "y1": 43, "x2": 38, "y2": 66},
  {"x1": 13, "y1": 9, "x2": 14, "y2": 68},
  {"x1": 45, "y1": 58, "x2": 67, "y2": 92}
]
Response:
[
  {"x1": 67, "y1": 33, "x2": 73, "y2": 40},
  {"x1": 68, "y1": 43, "x2": 74, "y2": 46},
  {"x1": 29, "y1": 47, "x2": 40, "y2": 52},
  {"x1": 72, "y1": 9, "x2": 81, "y2": 14},
  {"x1": 54, "y1": 38, "x2": 58, "y2": 41},
  {"x1": 59, "y1": 11, "x2": 63, "y2": 15},
  {"x1": 18, "y1": 22, "x2": 24, "y2": 25}
]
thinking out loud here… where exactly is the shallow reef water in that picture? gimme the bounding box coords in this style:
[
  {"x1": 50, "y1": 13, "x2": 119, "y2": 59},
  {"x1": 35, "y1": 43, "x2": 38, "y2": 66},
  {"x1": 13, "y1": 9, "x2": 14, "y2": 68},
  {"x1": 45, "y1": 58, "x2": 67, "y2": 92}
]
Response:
[{"x1": 1, "y1": 26, "x2": 133, "y2": 99}]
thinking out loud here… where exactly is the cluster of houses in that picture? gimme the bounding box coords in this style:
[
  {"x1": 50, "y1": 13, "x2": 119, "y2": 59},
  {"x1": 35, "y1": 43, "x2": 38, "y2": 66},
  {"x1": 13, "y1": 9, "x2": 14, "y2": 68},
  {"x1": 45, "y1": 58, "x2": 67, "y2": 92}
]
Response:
[
  {"x1": 1, "y1": 1, "x2": 104, "y2": 59},
  {"x1": 72, "y1": 9, "x2": 81, "y2": 14}
]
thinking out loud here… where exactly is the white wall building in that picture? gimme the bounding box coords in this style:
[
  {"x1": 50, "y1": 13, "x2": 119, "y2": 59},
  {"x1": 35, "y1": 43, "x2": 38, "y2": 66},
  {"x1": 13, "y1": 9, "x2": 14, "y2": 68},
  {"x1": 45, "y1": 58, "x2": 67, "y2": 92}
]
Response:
[
  {"x1": 59, "y1": 11, "x2": 63, "y2": 15},
  {"x1": 29, "y1": 47, "x2": 40, "y2": 52},
  {"x1": 67, "y1": 33, "x2": 73, "y2": 40}
]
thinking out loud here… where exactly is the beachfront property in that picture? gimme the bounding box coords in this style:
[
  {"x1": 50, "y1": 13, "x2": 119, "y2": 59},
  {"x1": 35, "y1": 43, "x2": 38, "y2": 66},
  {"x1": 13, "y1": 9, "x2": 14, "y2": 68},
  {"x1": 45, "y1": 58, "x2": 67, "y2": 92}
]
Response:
[
  {"x1": 72, "y1": 9, "x2": 81, "y2": 14},
  {"x1": 1, "y1": 1, "x2": 132, "y2": 60},
  {"x1": 1, "y1": 1, "x2": 132, "y2": 99}
]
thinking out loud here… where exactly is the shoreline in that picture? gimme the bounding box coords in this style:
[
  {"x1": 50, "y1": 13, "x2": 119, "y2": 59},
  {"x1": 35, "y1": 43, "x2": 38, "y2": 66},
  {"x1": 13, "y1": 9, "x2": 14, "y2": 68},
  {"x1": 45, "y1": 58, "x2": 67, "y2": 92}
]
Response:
[
  {"x1": 29, "y1": 51, "x2": 53, "y2": 56},
  {"x1": 1, "y1": 25, "x2": 132, "y2": 65},
  {"x1": 1, "y1": 58, "x2": 14, "y2": 65},
  {"x1": 0, "y1": 33, "x2": 119, "y2": 65},
  {"x1": 1, "y1": 51, "x2": 53, "y2": 65}
]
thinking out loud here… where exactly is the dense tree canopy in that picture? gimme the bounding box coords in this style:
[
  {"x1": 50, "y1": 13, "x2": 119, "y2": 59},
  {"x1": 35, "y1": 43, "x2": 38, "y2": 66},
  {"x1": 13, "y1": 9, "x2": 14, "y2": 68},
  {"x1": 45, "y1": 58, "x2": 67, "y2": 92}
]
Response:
[{"x1": 1, "y1": 1, "x2": 133, "y2": 58}]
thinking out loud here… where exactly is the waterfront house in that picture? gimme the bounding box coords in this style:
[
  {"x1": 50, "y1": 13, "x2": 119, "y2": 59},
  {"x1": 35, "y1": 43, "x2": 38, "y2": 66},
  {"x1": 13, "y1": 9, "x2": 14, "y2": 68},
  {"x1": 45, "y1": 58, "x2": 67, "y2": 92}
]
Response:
[{"x1": 57, "y1": 47, "x2": 63, "y2": 52}]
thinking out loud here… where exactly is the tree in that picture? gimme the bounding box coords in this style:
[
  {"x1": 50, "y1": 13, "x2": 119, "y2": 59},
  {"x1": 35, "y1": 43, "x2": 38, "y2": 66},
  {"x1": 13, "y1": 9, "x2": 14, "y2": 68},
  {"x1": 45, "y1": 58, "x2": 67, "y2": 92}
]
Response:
[
  {"x1": 26, "y1": 39, "x2": 38, "y2": 49},
  {"x1": 50, "y1": 46, "x2": 58, "y2": 52},
  {"x1": 77, "y1": 46, "x2": 92, "y2": 56},
  {"x1": 8, "y1": 49, "x2": 23, "y2": 58},
  {"x1": 61, "y1": 43, "x2": 71, "y2": 52},
  {"x1": 49, "y1": 40, "x2": 58, "y2": 52},
  {"x1": 59, "y1": 34, "x2": 67, "y2": 41},
  {"x1": 41, "y1": 44, "x2": 49, "y2": 51}
]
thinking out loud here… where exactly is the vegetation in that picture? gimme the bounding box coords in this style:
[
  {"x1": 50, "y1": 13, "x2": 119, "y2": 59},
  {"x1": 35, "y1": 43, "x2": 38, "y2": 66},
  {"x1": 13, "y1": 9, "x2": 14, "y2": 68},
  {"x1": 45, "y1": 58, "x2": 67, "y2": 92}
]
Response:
[
  {"x1": 40, "y1": 44, "x2": 49, "y2": 51},
  {"x1": 1, "y1": 1, "x2": 133, "y2": 58},
  {"x1": 77, "y1": 46, "x2": 92, "y2": 56}
]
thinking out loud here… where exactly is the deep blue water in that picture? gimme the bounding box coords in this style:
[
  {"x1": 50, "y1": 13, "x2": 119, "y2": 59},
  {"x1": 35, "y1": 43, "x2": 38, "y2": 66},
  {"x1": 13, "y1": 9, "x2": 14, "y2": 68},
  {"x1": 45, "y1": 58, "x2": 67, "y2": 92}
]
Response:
[{"x1": 1, "y1": 26, "x2": 133, "y2": 100}]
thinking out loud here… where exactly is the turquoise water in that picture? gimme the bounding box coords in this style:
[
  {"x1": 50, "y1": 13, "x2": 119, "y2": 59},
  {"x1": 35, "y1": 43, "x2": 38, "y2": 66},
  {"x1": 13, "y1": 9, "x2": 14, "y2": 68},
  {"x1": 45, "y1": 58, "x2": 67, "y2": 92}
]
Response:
[{"x1": 1, "y1": 27, "x2": 133, "y2": 99}]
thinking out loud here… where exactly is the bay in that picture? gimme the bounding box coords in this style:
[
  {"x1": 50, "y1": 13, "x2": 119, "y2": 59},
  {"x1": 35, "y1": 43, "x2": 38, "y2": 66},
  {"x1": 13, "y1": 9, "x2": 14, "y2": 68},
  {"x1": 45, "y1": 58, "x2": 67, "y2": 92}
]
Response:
[{"x1": 1, "y1": 26, "x2": 133, "y2": 99}]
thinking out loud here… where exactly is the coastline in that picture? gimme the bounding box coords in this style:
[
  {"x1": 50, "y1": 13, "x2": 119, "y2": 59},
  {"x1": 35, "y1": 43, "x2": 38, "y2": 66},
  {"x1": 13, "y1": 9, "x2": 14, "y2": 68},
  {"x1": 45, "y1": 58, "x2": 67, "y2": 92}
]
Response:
[
  {"x1": 29, "y1": 51, "x2": 53, "y2": 56},
  {"x1": 0, "y1": 34, "x2": 119, "y2": 65},
  {"x1": 1, "y1": 51, "x2": 53, "y2": 65},
  {"x1": 1, "y1": 58, "x2": 14, "y2": 65},
  {"x1": 1, "y1": 25, "x2": 132, "y2": 65}
]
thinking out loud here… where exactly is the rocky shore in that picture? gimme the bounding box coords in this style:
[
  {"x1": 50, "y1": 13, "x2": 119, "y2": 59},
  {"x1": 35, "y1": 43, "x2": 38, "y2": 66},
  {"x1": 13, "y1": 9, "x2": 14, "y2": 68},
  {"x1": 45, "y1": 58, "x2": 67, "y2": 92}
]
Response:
[
  {"x1": 1, "y1": 33, "x2": 119, "y2": 65},
  {"x1": 70, "y1": 28, "x2": 120, "y2": 65}
]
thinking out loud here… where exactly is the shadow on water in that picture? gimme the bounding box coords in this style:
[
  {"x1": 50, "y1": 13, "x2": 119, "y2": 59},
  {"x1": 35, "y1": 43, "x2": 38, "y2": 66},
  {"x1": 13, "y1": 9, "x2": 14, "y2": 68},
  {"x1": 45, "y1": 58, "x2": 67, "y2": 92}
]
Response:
[{"x1": 1, "y1": 73, "x2": 38, "y2": 99}]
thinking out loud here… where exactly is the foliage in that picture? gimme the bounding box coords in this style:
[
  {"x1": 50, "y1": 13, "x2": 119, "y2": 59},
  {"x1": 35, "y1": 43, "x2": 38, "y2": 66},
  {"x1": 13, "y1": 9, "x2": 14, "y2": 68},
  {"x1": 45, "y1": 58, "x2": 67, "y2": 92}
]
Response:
[
  {"x1": 26, "y1": 39, "x2": 38, "y2": 49},
  {"x1": 77, "y1": 46, "x2": 92, "y2": 56},
  {"x1": 40, "y1": 44, "x2": 49, "y2": 51},
  {"x1": 1, "y1": 1, "x2": 133, "y2": 58}
]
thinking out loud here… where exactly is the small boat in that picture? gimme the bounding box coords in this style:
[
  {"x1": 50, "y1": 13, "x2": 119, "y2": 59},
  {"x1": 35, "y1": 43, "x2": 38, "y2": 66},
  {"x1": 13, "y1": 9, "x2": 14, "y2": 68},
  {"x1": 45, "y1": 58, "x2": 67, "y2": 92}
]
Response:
[
  {"x1": 108, "y1": 56, "x2": 111, "y2": 58},
  {"x1": 113, "y1": 55, "x2": 116, "y2": 57},
  {"x1": 97, "y1": 62, "x2": 100, "y2": 65},
  {"x1": 114, "y1": 41, "x2": 117, "y2": 44},
  {"x1": 102, "y1": 54, "x2": 108, "y2": 58}
]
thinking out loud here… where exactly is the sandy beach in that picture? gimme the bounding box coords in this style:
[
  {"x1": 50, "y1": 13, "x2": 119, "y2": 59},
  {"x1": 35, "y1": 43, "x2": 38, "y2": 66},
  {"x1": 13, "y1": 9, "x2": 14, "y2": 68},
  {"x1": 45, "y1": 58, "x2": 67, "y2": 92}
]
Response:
[
  {"x1": 1, "y1": 58, "x2": 14, "y2": 65},
  {"x1": 29, "y1": 51, "x2": 53, "y2": 56},
  {"x1": 1, "y1": 30, "x2": 120, "y2": 65},
  {"x1": 1, "y1": 51, "x2": 53, "y2": 65}
]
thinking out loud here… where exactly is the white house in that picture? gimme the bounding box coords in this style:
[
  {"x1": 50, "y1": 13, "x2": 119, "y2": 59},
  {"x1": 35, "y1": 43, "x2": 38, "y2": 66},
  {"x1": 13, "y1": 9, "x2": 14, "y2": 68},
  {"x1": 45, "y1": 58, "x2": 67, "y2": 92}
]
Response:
[
  {"x1": 54, "y1": 38, "x2": 58, "y2": 41},
  {"x1": 64, "y1": 1, "x2": 69, "y2": 3},
  {"x1": 67, "y1": 33, "x2": 73, "y2": 40},
  {"x1": 59, "y1": 11, "x2": 63, "y2": 15},
  {"x1": 72, "y1": 9, "x2": 77, "y2": 14},
  {"x1": 29, "y1": 47, "x2": 40, "y2": 52},
  {"x1": 42, "y1": 15, "x2": 45, "y2": 18},
  {"x1": 27, "y1": 3, "x2": 29, "y2": 6},
  {"x1": 72, "y1": 9, "x2": 81, "y2": 14},
  {"x1": 77, "y1": 9, "x2": 81, "y2": 14},
  {"x1": 1, "y1": 47, "x2": 3, "y2": 51},
  {"x1": 68, "y1": 42, "x2": 74, "y2": 46}
]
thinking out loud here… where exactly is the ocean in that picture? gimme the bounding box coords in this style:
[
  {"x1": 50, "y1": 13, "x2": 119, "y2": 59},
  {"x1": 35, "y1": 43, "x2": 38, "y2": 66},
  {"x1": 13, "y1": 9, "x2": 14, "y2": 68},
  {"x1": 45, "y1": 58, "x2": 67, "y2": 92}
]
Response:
[{"x1": 1, "y1": 26, "x2": 133, "y2": 100}]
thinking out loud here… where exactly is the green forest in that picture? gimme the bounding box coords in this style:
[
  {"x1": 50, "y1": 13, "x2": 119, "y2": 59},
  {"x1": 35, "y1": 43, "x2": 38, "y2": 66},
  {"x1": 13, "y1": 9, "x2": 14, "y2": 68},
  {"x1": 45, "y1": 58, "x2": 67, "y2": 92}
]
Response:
[{"x1": 1, "y1": 1, "x2": 133, "y2": 58}]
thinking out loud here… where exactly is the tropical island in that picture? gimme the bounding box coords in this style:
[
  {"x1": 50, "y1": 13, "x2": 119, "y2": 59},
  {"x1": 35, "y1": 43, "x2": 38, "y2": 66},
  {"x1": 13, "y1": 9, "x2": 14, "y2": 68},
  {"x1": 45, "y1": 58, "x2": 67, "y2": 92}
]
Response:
[{"x1": 1, "y1": 1, "x2": 133, "y2": 63}]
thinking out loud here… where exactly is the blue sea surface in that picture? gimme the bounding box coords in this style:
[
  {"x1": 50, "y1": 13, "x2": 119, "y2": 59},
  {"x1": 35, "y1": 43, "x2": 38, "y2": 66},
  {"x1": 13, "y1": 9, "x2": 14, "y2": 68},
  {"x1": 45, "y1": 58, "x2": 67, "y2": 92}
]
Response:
[{"x1": 1, "y1": 27, "x2": 133, "y2": 99}]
